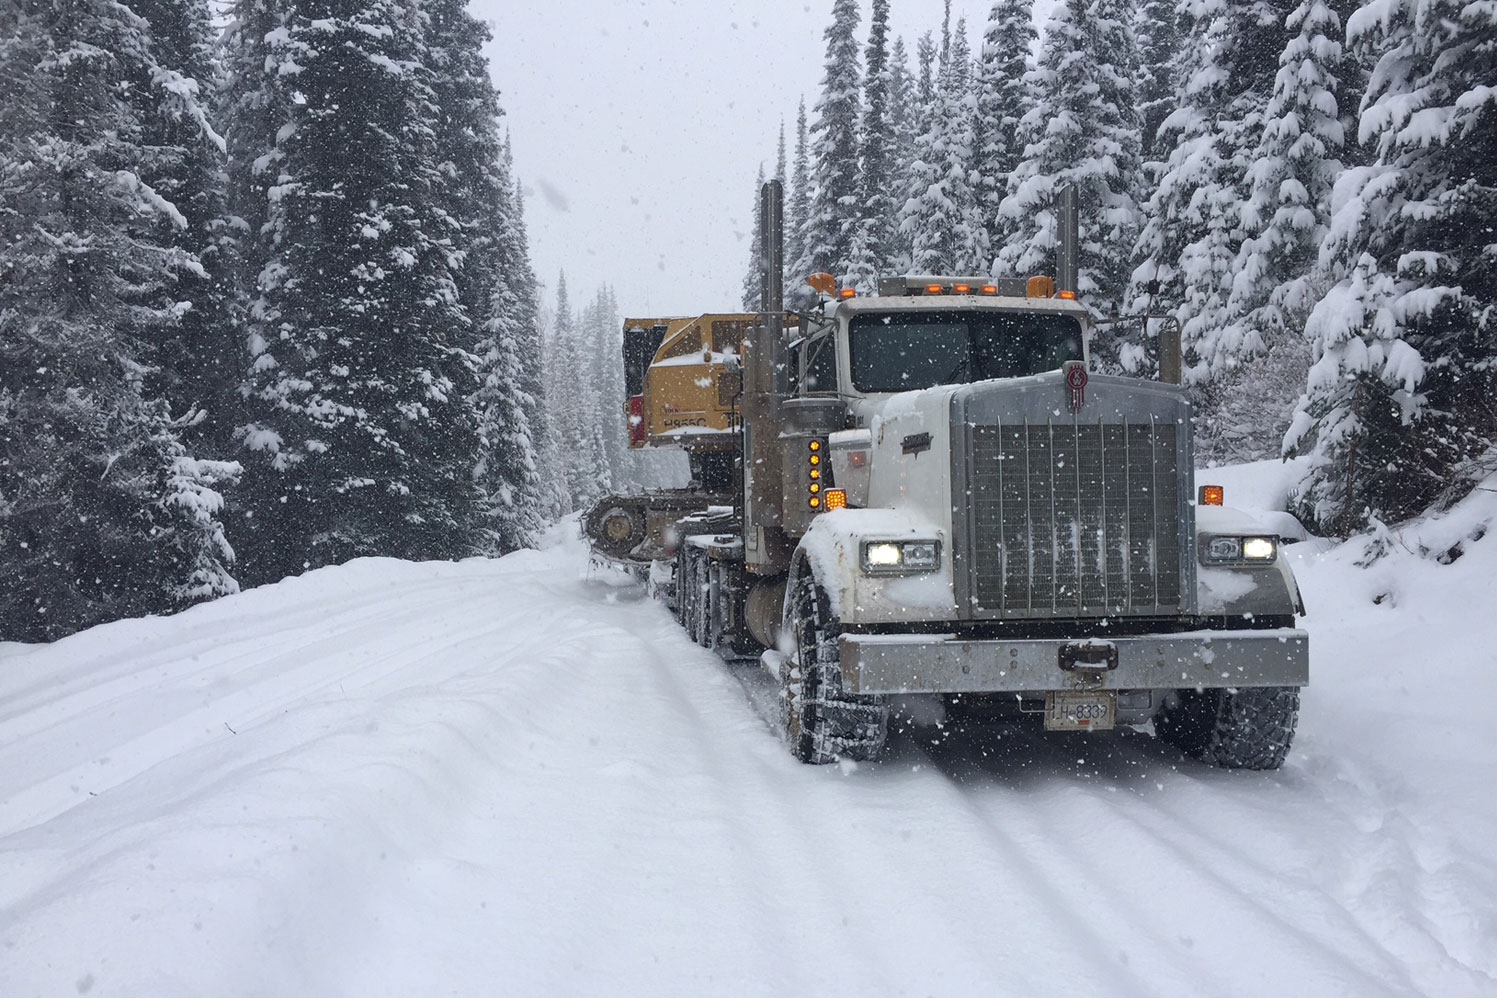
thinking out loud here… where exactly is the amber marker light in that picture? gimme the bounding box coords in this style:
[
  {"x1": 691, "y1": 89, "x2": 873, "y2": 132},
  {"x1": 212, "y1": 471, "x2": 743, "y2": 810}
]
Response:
[
  {"x1": 1057, "y1": 289, "x2": 1078, "y2": 300},
  {"x1": 980, "y1": 284, "x2": 998, "y2": 295},
  {"x1": 1199, "y1": 485, "x2": 1225, "y2": 506},
  {"x1": 953, "y1": 283, "x2": 971, "y2": 293},
  {"x1": 839, "y1": 287, "x2": 856, "y2": 299},
  {"x1": 824, "y1": 489, "x2": 847, "y2": 510},
  {"x1": 809, "y1": 497, "x2": 821, "y2": 508},
  {"x1": 925, "y1": 283, "x2": 944, "y2": 294}
]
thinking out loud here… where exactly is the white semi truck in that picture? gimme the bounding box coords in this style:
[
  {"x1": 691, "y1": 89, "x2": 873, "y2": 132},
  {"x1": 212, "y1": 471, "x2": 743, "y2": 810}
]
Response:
[{"x1": 586, "y1": 181, "x2": 1307, "y2": 769}]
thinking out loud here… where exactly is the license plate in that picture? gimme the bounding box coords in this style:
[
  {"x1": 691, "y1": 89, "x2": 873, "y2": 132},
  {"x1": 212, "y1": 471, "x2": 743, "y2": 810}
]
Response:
[{"x1": 1045, "y1": 691, "x2": 1116, "y2": 731}]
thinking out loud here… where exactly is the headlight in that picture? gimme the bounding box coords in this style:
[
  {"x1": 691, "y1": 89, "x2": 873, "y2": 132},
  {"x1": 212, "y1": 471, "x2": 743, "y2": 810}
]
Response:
[
  {"x1": 1200, "y1": 534, "x2": 1277, "y2": 566},
  {"x1": 861, "y1": 540, "x2": 941, "y2": 574}
]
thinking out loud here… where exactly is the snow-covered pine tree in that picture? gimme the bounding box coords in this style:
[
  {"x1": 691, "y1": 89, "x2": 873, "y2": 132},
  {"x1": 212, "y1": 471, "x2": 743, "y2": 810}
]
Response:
[
  {"x1": 776, "y1": 119, "x2": 787, "y2": 187},
  {"x1": 583, "y1": 286, "x2": 626, "y2": 492},
  {"x1": 219, "y1": 0, "x2": 292, "y2": 405},
  {"x1": 786, "y1": 98, "x2": 812, "y2": 303},
  {"x1": 1133, "y1": 0, "x2": 1187, "y2": 166},
  {"x1": 797, "y1": 0, "x2": 863, "y2": 284},
  {"x1": 0, "y1": 0, "x2": 239, "y2": 640},
  {"x1": 546, "y1": 274, "x2": 607, "y2": 512},
  {"x1": 126, "y1": 0, "x2": 238, "y2": 455},
  {"x1": 901, "y1": 17, "x2": 982, "y2": 274},
  {"x1": 996, "y1": 0, "x2": 1142, "y2": 316},
  {"x1": 1127, "y1": 1, "x2": 1284, "y2": 384},
  {"x1": 1199, "y1": 0, "x2": 1344, "y2": 465},
  {"x1": 974, "y1": 0, "x2": 1036, "y2": 259},
  {"x1": 499, "y1": 139, "x2": 552, "y2": 537},
  {"x1": 1286, "y1": 0, "x2": 1497, "y2": 533},
  {"x1": 845, "y1": 0, "x2": 895, "y2": 292},
  {"x1": 423, "y1": 0, "x2": 540, "y2": 554},
  {"x1": 885, "y1": 35, "x2": 916, "y2": 274},
  {"x1": 742, "y1": 162, "x2": 767, "y2": 310},
  {"x1": 235, "y1": 0, "x2": 483, "y2": 583}
]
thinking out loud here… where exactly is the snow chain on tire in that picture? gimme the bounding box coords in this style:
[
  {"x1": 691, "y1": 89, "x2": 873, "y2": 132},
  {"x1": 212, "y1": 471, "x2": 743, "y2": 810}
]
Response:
[
  {"x1": 782, "y1": 569, "x2": 888, "y2": 764},
  {"x1": 1156, "y1": 685, "x2": 1300, "y2": 771}
]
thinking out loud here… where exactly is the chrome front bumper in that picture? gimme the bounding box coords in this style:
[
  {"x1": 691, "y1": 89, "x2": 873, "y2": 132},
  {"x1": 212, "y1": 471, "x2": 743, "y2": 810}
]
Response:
[{"x1": 839, "y1": 629, "x2": 1308, "y2": 695}]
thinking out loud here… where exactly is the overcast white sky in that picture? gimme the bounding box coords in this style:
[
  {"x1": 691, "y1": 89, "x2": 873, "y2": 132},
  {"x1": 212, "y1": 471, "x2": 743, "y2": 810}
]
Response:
[{"x1": 474, "y1": 1, "x2": 1039, "y2": 317}]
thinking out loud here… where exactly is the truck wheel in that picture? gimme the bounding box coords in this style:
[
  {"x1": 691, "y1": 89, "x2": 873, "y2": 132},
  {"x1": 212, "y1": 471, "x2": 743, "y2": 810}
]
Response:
[
  {"x1": 782, "y1": 570, "x2": 888, "y2": 764},
  {"x1": 1155, "y1": 686, "x2": 1300, "y2": 771}
]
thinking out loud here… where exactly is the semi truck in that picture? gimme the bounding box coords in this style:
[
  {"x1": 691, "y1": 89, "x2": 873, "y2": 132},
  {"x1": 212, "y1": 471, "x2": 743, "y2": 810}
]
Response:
[{"x1": 585, "y1": 181, "x2": 1308, "y2": 769}]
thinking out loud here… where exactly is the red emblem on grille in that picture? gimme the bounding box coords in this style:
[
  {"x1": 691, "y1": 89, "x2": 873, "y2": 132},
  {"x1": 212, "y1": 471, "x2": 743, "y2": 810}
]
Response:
[{"x1": 1064, "y1": 362, "x2": 1088, "y2": 412}]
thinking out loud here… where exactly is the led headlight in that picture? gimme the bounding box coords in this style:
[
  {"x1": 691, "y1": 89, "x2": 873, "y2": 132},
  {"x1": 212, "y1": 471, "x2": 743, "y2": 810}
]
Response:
[
  {"x1": 860, "y1": 540, "x2": 941, "y2": 574},
  {"x1": 1200, "y1": 534, "x2": 1277, "y2": 565}
]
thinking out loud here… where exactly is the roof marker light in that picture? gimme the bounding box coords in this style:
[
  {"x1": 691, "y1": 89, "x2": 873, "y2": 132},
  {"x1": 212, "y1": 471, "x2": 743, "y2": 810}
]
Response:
[{"x1": 1199, "y1": 485, "x2": 1225, "y2": 506}]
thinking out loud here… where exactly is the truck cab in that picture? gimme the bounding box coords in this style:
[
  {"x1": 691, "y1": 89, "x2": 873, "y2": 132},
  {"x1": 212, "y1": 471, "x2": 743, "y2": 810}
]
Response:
[{"x1": 765, "y1": 276, "x2": 1307, "y2": 769}]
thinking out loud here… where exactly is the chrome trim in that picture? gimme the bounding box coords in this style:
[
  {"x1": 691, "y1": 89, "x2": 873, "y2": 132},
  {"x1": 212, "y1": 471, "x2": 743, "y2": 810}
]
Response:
[{"x1": 839, "y1": 629, "x2": 1307, "y2": 695}]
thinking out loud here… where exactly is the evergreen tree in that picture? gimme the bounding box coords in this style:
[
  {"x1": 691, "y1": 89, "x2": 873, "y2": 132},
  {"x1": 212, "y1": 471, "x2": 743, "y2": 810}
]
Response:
[
  {"x1": 845, "y1": 0, "x2": 895, "y2": 292},
  {"x1": 798, "y1": 0, "x2": 863, "y2": 283},
  {"x1": 1286, "y1": 0, "x2": 1497, "y2": 532},
  {"x1": 975, "y1": 0, "x2": 1036, "y2": 258},
  {"x1": 786, "y1": 98, "x2": 812, "y2": 299},
  {"x1": 499, "y1": 142, "x2": 551, "y2": 537},
  {"x1": 997, "y1": 0, "x2": 1142, "y2": 314},
  {"x1": 1200, "y1": 0, "x2": 1345, "y2": 464},
  {"x1": 219, "y1": 0, "x2": 292, "y2": 410},
  {"x1": 0, "y1": 0, "x2": 238, "y2": 640},
  {"x1": 1228, "y1": 0, "x2": 1344, "y2": 344},
  {"x1": 472, "y1": 152, "x2": 543, "y2": 554},
  {"x1": 901, "y1": 17, "x2": 981, "y2": 274},
  {"x1": 548, "y1": 274, "x2": 606, "y2": 512},
  {"x1": 129, "y1": 0, "x2": 238, "y2": 454},
  {"x1": 582, "y1": 285, "x2": 624, "y2": 492},
  {"x1": 776, "y1": 119, "x2": 787, "y2": 187},
  {"x1": 235, "y1": 0, "x2": 483, "y2": 583},
  {"x1": 1133, "y1": 0, "x2": 1187, "y2": 166},
  {"x1": 886, "y1": 35, "x2": 916, "y2": 273},
  {"x1": 423, "y1": 0, "x2": 542, "y2": 554},
  {"x1": 1128, "y1": 1, "x2": 1284, "y2": 381},
  {"x1": 741, "y1": 162, "x2": 767, "y2": 309}
]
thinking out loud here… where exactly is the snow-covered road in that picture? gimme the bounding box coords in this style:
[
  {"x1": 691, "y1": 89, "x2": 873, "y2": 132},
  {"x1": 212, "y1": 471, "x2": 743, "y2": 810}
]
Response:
[{"x1": 2, "y1": 503, "x2": 1495, "y2": 997}]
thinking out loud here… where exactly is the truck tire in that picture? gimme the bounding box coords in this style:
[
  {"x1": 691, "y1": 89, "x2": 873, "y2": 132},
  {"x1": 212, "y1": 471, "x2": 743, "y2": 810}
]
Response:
[
  {"x1": 1155, "y1": 686, "x2": 1300, "y2": 771},
  {"x1": 782, "y1": 569, "x2": 888, "y2": 764}
]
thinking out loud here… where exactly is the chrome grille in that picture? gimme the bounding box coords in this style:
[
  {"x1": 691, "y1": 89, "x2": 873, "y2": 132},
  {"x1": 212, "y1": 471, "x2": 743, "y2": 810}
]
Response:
[{"x1": 969, "y1": 420, "x2": 1183, "y2": 616}]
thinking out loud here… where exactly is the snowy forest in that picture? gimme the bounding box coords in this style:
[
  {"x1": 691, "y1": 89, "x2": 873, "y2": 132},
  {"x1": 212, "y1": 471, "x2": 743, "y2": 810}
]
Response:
[
  {"x1": 3, "y1": 0, "x2": 1494, "y2": 643},
  {"x1": 0, "y1": 0, "x2": 666, "y2": 642},
  {"x1": 753, "y1": 0, "x2": 1495, "y2": 539}
]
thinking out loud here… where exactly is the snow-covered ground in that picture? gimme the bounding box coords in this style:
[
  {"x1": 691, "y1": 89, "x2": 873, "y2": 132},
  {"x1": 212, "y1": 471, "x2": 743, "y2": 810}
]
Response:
[{"x1": 2, "y1": 465, "x2": 1494, "y2": 997}]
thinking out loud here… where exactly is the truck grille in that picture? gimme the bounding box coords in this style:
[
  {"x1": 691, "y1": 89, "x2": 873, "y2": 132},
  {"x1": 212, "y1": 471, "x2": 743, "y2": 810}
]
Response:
[{"x1": 969, "y1": 420, "x2": 1184, "y2": 616}]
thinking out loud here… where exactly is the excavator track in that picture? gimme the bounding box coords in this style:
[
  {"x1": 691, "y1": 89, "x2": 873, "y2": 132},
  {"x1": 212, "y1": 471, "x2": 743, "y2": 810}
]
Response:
[{"x1": 583, "y1": 489, "x2": 733, "y2": 566}]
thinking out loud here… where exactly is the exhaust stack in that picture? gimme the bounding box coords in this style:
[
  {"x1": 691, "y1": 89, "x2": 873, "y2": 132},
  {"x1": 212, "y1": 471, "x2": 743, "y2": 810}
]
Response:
[{"x1": 1056, "y1": 184, "x2": 1078, "y2": 296}]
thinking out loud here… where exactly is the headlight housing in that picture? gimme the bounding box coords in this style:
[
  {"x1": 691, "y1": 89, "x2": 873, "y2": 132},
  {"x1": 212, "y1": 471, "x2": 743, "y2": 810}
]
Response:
[
  {"x1": 860, "y1": 540, "x2": 941, "y2": 574},
  {"x1": 1200, "y1": 534, "x2": 1277, "y2": 566}
]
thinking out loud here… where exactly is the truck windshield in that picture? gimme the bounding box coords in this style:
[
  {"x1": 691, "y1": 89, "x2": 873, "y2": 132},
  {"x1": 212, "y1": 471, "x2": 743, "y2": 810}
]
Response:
[{"x1": 848, "y1": 309, "x2": 1084, "y2": 392}]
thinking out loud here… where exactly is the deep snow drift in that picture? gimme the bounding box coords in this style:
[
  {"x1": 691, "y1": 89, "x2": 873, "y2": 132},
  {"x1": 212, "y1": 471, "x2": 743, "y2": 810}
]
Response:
[{"x1": 1, "y1": 464, "x2": 1494, "y2": 997}]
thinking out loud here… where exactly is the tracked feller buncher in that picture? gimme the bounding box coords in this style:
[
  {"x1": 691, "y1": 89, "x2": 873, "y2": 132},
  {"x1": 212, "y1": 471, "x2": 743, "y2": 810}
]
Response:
[{"x1": 586, "y1": 181, "x2": 1308, "y2": 769}]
